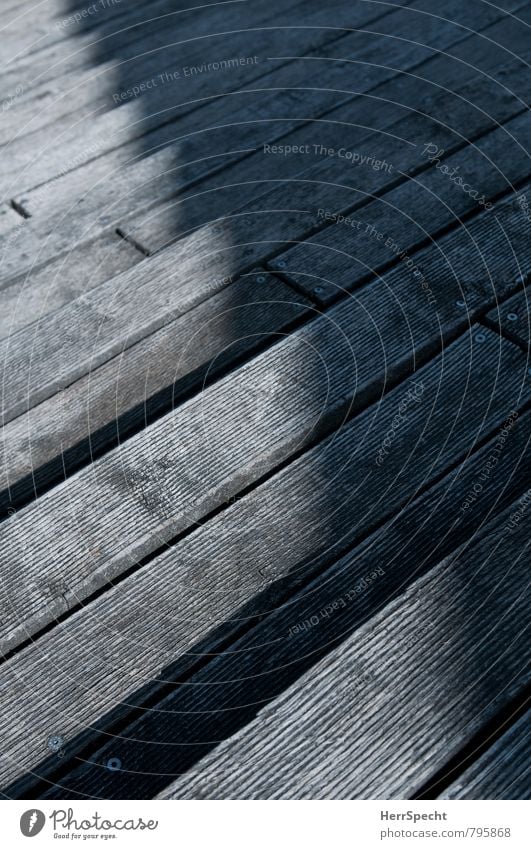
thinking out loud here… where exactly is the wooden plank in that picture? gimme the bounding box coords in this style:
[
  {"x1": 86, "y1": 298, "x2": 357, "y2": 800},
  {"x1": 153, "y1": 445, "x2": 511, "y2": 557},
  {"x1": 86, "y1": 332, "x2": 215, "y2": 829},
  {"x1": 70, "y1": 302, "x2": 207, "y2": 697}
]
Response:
[
  {"x1": 485, "y1": 283, "x2": 530, "y2": 351},
  {"x1": 2, "y1": 0, "x2": 417, "y2": 225},
  {"x1": 123, "y1": 61, "x2": 530, "y2": 255},
  {"x1": 0, "y1": 0, "x2": 411, "y2": 202},
  {"x1": 0, "y1": 231, "x2": 526, "y2": 648},
  {"x1": 36, "y1": 407, "x2": 531, "y2": 800},
  {"x1": 266, "y1": 110, "x2": 531, "y2": 304},
  {"x1": 0, "y1": 328, "x2": 527, "y2": 794},
  {"x1": 0, "y1": 0, "x2": 155, "y2": 72},
  {"x1": 441, "y1": 711, "x2": 531, "y2": 800},
  {"x1": 0, "y1": 0, "x2": 204, "y2": 97},
  {"x1": 0, "y1": 232, "x2": 142, "y2": 340},
  {"x1": 117, "y1": 13, "x2": 531, "y2": 254},
  {"x1": 157, "y1": 499, "x2": 529, "y2": 799},
  {"x1": 0, "y1": 271, "x2": 310, "y2": 510},
  {"x1": 11, "y1": 0, "x2": 526, "y2": 278},
  {"x1": 7, "y1": 34, "x2": 528, "y2": 310},
  {"x1": 0, "y1": 0, "x2": 311, "y2": 148},
  {"x1": 1, "y1": 179, "x2": 528, "y2": 427},
  {"x1": 0, "y1": 204, "x2": 23, "y2": 237}
]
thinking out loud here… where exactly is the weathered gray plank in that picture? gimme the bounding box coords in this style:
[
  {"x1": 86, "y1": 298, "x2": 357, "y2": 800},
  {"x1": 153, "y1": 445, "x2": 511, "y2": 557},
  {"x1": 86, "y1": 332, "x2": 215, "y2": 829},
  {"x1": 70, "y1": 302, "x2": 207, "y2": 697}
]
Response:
[
  {"x1": 158, "y1": 499, "x2": 529, "y2": 800},
  {"x1": 1, "y1": 216, "x2": 527, "y2": 651},
  {"x1": 0, "y1": 327, "x2": 527, "y2": 793},
  {"x1": 266, "y1": 110, "x2": 531, "y2": 304},
  {"x1": 0, "y1": 0, "x2": 155, "y2": 73},
  {"x1": 0, "y1": 271, "x2": 309, "y2": 509},
  {"x1": 441, "y1": 711, "x2": 530, "y2": 800},
  {"x1": 1, "y1": 180, "x2": 527, "y2": 427},
  {"x1": 0, "y1": 0, "x2": 228, "y2": 123},
  {"x1": 123, "y1": 64, "x2": 530, "y2": 256},
  {"x1": 0, "y1": 0, "x2": 311, "y2": 148},
  {"x1": 118, "y1": 12, "x2": 531, "y2": 253},
  {"x1": 11, "y1": 0, "x2": 526, "y2": 282},
  {"x1": 36, "y1": 407, "x2": 531, "y2": 800},
  {"x1": 0, "y1": 204, "x2": 23, "y2": 237},
  {"x1": 0, "y1": 231, "x2": 142, "y2": 340},
  {"x1": 7, "y1": 30, "x2": 527, "y2": 318},
  {"x1": 0, "y1": 0, "x2": 412, "y2": 203},
  {"x1": 485, "y1": 283, "x2": 530, "y2": 351}
]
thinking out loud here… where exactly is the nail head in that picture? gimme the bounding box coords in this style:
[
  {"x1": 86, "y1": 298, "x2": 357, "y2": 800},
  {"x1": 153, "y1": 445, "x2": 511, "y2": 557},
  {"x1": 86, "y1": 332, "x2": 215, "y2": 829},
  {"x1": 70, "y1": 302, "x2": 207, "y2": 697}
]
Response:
[{"x1": 47, "y1": 735, "x2": 64, "y2": 753}]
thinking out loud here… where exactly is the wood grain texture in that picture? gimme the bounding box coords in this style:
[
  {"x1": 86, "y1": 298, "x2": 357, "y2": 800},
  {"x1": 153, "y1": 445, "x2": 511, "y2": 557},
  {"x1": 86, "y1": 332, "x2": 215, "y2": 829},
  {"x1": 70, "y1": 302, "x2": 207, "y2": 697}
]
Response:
[
  {"x1": 124, "y1": 61, "x2": 530, "y2": 257},
  {"x1": 36, "y1": 408, "x2": 531, "y2": 800},
  {"x1": 485, "y1": 283, "x2": 530, "y2": 351},
  {"x1": 0, "y1": 240, "x2": 503, "y2": 646},
  {"x1": 441, "y1": 711, "x2": 530, "y2": 800},
  {"x1": 0, "y1": 232, "x2": 142, "y2": 340},
  {"x1": 157, "y1": 499, "x2": 529, "y2": 800},
  {"x1": 0, "y1": 0, "x2": 421, "y2": 287},
  {"x1": 0, "y1": 0, "x2": 305, "y2": 148},
  {"x1": 118, "y1": 12, "x2": 531, "y2": 254},
  {"x1": 0, "y1": 0, "x2": 146, "y2": 70},
  {"x1": 0, "y1": 271, "x2": 309, "y2": 509},
  {"x1": 10, "y1": 0, "x2": 525, "y2": 284},
  {"x1": 266, "y1": 111, "x2": 531, "y2": 304},
  {"x1": 0, "y1": 328, "x2": 527, "y2": 794},
  {"x1": 2, "y1": 177, "x2": 526, "y2": 428},
  {"x1": 0, "y1": 205, "x2": 23, "y2": 237},
  {"x1": 0, "y1": 0, "x2": 411, "y2": 203},
  {"x1": 4, "y1": 151, "x2": 531, "y2": 424}
]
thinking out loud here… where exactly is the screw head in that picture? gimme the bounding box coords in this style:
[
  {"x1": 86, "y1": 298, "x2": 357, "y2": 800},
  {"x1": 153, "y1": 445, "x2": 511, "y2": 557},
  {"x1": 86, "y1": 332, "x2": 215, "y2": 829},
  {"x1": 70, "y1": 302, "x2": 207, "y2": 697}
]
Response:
[
  {"x1": 456, "y1": 299, "x2": 466, "y2": 308},
  {"x1": 106, "y1": 757, "x2": 122, "y2": 772},
  {"x1": 256, "y1": 275, "x2": 266, "y2": 283},
  {"x1": 314, "y1": 286, "x2": 324, "y2": 295},
  {"x1": 475, "y1": 332, "x2": 487, "y2": 344},
  {"x1": 275, "y1": 259, "x2": 287, "y2": 269},
  {"x1": 47, "y1": 735, "x2": 64, "y2": 753},
  {"x1": 507, "y1": 312, "x2": 518, "y2": 321}
]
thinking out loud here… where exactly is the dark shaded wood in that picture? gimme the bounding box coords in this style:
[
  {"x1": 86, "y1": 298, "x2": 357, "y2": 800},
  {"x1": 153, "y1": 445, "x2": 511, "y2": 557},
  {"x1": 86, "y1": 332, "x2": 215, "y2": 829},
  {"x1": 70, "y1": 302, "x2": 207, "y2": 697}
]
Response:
[
  {"x1": 120, "y1": 14, "x2": 531, "y2": 254},
  {"x1": 441, "y1": 711, "x2": 531, "y2": 800},
  {"x1": 0, "y1": 271, "x2": 309, "y2": 510},
  {"x1": 0, "y1": 328, "x2": 527, "y2": 793},
  {"x1": 2, "y1": 213, "x2": 527, "y2": 647},
  {"x1": 0, "y1": 0, "x2": 309, "y2": 148},
  {"x1": 158, "y1": 499, "x2": 529, "y2": 799},
  {"x1": 8, "y1": 0, "x2": 526, "y2": 288},
  {"x1": 2, "y1": 180, "x2": 527, "y2": 428},
  {"x1": 35, "y1": 408, "x2": 531, "y2": 800},
  {"x1": 485, "y1": 283, "x2": 530, "y2": 351},
  {"x1": 266, "y1": 111, "x2": 530, "y2": 304},
  {"x1": 0, "y1": 0, "x2": 412, "y2": 203}
]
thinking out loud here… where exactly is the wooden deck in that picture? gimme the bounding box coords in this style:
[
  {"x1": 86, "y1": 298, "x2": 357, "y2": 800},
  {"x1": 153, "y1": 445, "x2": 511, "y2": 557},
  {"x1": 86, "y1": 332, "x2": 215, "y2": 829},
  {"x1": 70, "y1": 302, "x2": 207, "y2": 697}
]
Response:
[{"x1": 0, "y1": 0, "x2": 529, "y2": 800}]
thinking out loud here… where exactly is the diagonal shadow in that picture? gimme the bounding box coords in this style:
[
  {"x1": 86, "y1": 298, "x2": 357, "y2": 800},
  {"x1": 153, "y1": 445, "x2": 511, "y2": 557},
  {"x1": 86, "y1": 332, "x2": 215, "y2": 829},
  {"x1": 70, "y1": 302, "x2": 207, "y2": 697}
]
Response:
[{"x1": 2, "y1": 0, "x2": 530, "y2": 801}]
